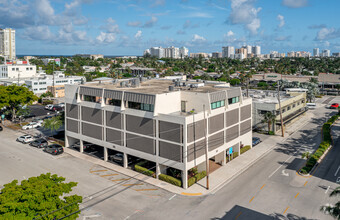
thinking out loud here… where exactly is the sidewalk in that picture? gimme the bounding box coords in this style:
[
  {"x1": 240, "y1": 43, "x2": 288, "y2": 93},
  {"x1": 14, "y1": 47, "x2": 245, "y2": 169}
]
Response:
[{"x1": 65, "y1": 110, "x2": 315, "y2": 196}]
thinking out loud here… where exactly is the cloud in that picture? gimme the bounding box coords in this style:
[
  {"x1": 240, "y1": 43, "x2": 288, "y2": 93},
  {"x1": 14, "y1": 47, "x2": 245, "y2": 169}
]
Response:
[
  {"x1": 281, "y1": 0, "x2": 308, "y2": 8},
  {"x1": 226, "y1": 30, "x2": 235, "y2": 37},
  {"x1": 277, "y1": 14, "x2": 285, "y2": 28},
  {"x1": 35, "y1": 0, "x2": 55, "y2": 24},
  {"x1": 102, "y1": 17, "x2": 120, "y2": 33},
  {"x1": 134, "y1": 30, "x2": 142, "y2": 39},
  {"x1": 23, "y1": 26, "x2": 55, "y2": 41},
  {"x1": 308, "y1": 24, "x2": 327, "y2": 29},
  {"x1": 0, "y1": 0, "x2": 35, "y2": 28},
  {"x1": 143, "y1": 16, "x2": 158, "y2": 28},
  {"x1": 275, "y1": 35, "x2": 291, "y2": 41},
  {"x1": 185, "y1": 12, "x2": 212, "y2": 18},
  {"x1": 228, "y1": 0, "x2": 262, "y2": 35},
  {"x1": 315, "y1": 27, "x2": 340, "y2": 41},
  {"x1": 151, "y1": 0, "x2": 165, "y2": 7},
  {"x1": 192, "y1": 34, "x2": 206, "y2": 43},
  {"x1": 127, "y1": 21, "x2": 141, "y2": 27},
  {"x1": 177, "y1": 30, "x2": 186, "y2": 35},
  {"x1": 96, "y1": 32, "x2": 116, "y2": 43}
]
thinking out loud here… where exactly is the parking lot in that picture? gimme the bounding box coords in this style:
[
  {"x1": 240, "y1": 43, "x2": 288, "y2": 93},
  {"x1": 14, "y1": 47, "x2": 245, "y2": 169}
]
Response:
[{"x1": 0, "y1": 127, "x2": 171, "y2": 219}]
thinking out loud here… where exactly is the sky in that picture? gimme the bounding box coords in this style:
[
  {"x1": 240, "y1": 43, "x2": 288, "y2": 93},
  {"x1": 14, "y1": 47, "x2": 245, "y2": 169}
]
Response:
[{"x1": 1, "y1": 0, "x2": 340, "y2": 56}]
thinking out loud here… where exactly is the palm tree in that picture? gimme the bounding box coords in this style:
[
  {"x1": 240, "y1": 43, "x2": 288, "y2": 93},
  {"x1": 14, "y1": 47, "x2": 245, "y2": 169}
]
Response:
[
  {"x1": 320, "y1": 186, "x2": 340, "y2": 219},
  {"x1": 43, "y1": 117, "x2": 63, "y2": 138},
  {"x1": 301, "y1": 152, "x2": 311, "y2": 160},
  {"x1": 262, "y1": 111, "x2": 276, "y2": 134}
]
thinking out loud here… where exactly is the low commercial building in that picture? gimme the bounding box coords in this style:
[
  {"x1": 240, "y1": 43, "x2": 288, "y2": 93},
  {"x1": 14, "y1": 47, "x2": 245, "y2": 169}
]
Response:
[
  {"x1": 64, "y1": 79, "x2": 252, "y2": 188},
  {"x1": 47, "y1": 85, "x2": 65, "y2": 98},
  {"x1": 251, "y1": 90, "x2": 307, "y2": 133},
  {"x1": 250, "y1": 73, "x2": 315, "y2": 85},
  {"x1": 0, "y1": 63, "x2": 36, "y2": 79},
  {"x1": 318, "y1": 73, "x2": 340, "y2": 95}
]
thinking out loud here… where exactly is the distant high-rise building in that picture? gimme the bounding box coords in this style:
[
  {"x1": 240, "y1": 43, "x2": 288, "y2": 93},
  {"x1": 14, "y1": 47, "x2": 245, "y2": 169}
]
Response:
[
  {"x1": 313, "y1": 48, "x2": 319, "y2": 57},
  {"x1": 322, "y1": 49, "x2": 330, "y2": 57},
  {"x1": 0, "y1": 28, "x2": 16, "y2": 60},
  {"x1": 212, "y1": 52, "x2": 222, "y2": 58},
  {"x1": 222, "y1": 46, "x2": 235, "y2": 58},
  {"x1": 236, "y1": 47, "x2": 248, "y2": 58},
  {"x1": 252, "y1": 46, "x2": 261, "y2": 56},
  {"x1": 147, "y1": 46, "x2": 187, "y2": 59},
  {"x1": 179, "y1": 47, "x2": 189, "y2": 58}
]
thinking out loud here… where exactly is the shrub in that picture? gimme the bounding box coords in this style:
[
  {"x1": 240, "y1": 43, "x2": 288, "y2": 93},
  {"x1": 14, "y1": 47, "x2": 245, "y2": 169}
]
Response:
[
  {"x1": 42, "y1": 100, "x2": 54, "y2": 105},
  {"x1": 268, "y1": 131, "x2": 275, "y2": 135},
  {"x1": 159, "y1": 174, "x2": 182, "y2": 187},
  {"x1": 134, "y1": 164, "x2": 155, "y2": 177},
  {"x1": 240, "y1": 145, "x2": 251, "y2": 154},
  {"x1": 227, "y1": 152, "x2": 239, "y2": 162},
  {"x1": 188, "y1": 177, "x2": 196, "y2": 187}
]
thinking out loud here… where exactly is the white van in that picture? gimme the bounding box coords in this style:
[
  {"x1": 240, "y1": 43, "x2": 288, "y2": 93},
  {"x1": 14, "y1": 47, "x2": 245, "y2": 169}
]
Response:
[{"x1": 306, "y1": 103, "x2": 316, "y2": 109}]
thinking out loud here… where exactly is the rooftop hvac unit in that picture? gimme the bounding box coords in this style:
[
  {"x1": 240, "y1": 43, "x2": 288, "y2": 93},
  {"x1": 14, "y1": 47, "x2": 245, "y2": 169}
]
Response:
[
  {"x1": 174, "y1": 81, "x2": 180, "y2": 87},
  {"x1": 120, "y1": 81, "x2": 127, "y2": 87},
  {"x1": 169, "y1": 86, "x2": 174, "y2": 91}
]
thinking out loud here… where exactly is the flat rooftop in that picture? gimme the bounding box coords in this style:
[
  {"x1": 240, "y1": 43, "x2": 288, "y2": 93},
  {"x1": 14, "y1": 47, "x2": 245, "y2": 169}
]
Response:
[{"x1": 84, "y1": 79, "x2": 235, "y2": 95}]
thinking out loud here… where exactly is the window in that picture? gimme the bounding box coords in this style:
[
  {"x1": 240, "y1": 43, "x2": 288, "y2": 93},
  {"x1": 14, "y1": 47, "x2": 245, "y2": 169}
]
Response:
[
  {"x1": 228, "y1": 96, "x2": 239, "y2": 105},
  {"x1": 82, "y1": 95, "x2": 101, "y2": 103},
  {"x1": 293, "y1": 104, "x2": 296, "y2": 108},
  {"x1": 34, "y1": 82, "x2": 38, "y2": 85},
  {"x1": 30, "y1": 68, "x2": 33, "y2": 70},
  {"x1": 106, "y1": 98, "x2": 121, "y2": 107},
  {"x1": 127, "y1": 101, "x2": 154, "y2": 112},
  {"x1": 282, "y1": 108, "x2": 286, "y2": 113},
  {"x1": 211, "y1": 100, "x2": 225, "y2": 110},
  {"x1": 181, "y1": 101, "x2": 186, "y2": 112},
  {"x1": 287, "y1": 106, "x2": 291, "y2": 111}
]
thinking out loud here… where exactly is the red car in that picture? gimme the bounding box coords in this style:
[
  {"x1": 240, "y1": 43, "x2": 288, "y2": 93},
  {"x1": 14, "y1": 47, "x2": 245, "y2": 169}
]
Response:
[{"x1": 330, "y1": 103, "x2": 339, "y2": 109}]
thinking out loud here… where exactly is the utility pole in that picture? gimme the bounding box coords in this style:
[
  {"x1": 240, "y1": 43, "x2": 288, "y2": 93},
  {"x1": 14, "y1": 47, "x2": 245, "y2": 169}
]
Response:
[
  {"x1": 52, "y1": 61, "x2": 55, "y2": 88},
  {"x1": 277, "y1": 76, "x2": 284, "y2": 137},
  {"x1": 203, "y1": 104, "x2": 209, "y2": 190}
]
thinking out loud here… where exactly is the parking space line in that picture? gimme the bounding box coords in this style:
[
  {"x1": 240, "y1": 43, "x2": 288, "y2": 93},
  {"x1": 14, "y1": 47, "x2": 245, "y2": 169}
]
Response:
[
  {"x1": 235, "y1": 211, "x2": 242, "y2": 220},
  {"x1": 111, "y1": 178, "x2": 131, "y2": 182},
  {"x1": 100, "y1": 174, "x2": 118, "y2": 177},
  {"x1": 260, "y1": 184, "x2": 266, "y2": 190},
  {"x1": 294, "y1": 192, "x2": 299, "y2": 198},
  {"x1": 249, "y1": 196, "x2": 255, "y2": 203},
  {"x1": 122, "y1": 183, "x2": 143, "y2": 186},
  {"x1": 90, "y1": 169, "x2": 108, "y2": 173},
  {"x1": 303, "y1": 181, "x2": 308, "y2": 186},
  {"x1": 283, "y1": 206, "x2": 290, "y2": 214},
  {"x1": 134, "y1": 188, "x2": 158, "y2": 191}
]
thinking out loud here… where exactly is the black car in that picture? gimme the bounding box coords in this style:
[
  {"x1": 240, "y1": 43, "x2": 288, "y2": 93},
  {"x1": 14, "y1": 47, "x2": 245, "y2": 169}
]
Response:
[
  {"x1": 52, "y1": 106, "x2": 63, "y2": 112},
  {"x1": 0, "y1": 125, "x2": 3, "y2": 131},
  {"x1": 252, "y1": 137, "x2": 261, "y2": 146},
  {"x1": 44, "y1": 144, "x2": 64, "y2": 155},
  {"x1": 30, "y1": 138, "x2": 48, "y2": 148}
]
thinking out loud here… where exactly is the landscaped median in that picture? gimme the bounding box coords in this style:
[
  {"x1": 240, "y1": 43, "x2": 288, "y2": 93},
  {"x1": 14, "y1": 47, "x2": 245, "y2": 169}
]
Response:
[{"x1": 299, "y1": 113, "x2": 339, "y2": 175}]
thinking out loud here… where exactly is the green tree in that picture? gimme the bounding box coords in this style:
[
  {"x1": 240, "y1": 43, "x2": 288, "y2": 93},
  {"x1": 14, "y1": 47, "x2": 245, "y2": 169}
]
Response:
[
  {"x1": 43, "y1": 116, "x2": 63, "y2": 137},
  {"x1": 230, "y1": 78, "x2": 240, "y2": 86},
  {"x1": 262, "y1": 111, "x2": 276, "y2": 134},
  {"x1": 0, "y1": 85, "x2": 38, "y2": 120},
  {"x1": 0, "y1": 173, "x2": 82, "y2": 219},
  {"x1": 320, "y1": 186, "x2": 340, "y2": 219},
  {"x1": 301, "y1": 151, "x2": 311, "y2": 160}
]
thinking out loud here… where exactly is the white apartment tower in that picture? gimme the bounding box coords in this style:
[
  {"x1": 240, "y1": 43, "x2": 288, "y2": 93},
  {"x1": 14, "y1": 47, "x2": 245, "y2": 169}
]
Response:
[
  {"x1": 179, "y1": 47, "x2": 189, "y2": 58},
  {"x1": 222, "y1": 46, "x2": 235, "y2": 58},
  {"x1": 313, "y1": 48, "x2": 319, "y2": 57},
  {"x1": 252, "y1": 46, "x2": 261, "y2": 56},
  {"x1": 0, "y1": 28, "x2": 16, "y2": 60}
]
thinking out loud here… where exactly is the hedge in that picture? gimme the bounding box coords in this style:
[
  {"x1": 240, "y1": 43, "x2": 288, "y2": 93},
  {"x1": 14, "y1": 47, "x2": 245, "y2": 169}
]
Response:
[
  {"x1": 134, "y1": 161, "x2": 155, "y2": 177},
  {"x1": 300, "y1": 113, "x2": 339, "y2": 174},
  {"x1": 240, "y1": 145, "x2": 251, "y2": 154},
  {"x1": 188, "y1": 171, "x2": 207, "y2": 187},
  {"x1": 226, "y1": 152, "x2": 239, "y2": 162},
  {"x1": 159, "y1": 174, "x2": 182, "y2": 187}
]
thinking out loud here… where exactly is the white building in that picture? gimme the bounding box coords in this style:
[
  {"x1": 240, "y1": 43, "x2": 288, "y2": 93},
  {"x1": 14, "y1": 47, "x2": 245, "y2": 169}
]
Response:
[
  {"x1": 222, "y1": 46, "x2": 235, "y2": 58},
  {"x1": 0, "y1": 63, "x2": 36, "y2": 79},
  {"x1": 313, "y1": 48, "x2": 319, "y2": 57},
  {"x1": 25, "y1": 72, "x2": 85, "y2": 95},
  {"x1": 0, "y1": 28, "x2": 16, "y2": 60},
  {"x1": 252, "y1": 46, "x2": 261, "y2": 56},
  {"x1": 148, "y1": 46, "x2": 188, "y2": 59},
  {"x1": 179, "y1": 47, "x2": 189, "y2": 58},
  {"x1": 321, "y1": 49, "x2": 331, "y2": 57}
]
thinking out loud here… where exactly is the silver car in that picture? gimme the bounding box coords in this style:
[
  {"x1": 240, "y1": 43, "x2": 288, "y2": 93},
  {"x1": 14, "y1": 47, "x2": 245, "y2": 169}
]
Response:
[{"x1": 16, "y1": 135, "x2": 34, "y2": 144}]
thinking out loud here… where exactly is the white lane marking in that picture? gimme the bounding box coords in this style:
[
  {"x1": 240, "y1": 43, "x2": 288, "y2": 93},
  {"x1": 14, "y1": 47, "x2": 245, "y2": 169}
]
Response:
[
  {"x1": 268, "y1": 155, "x2": 293, "y2": 178},
  {"x1": 169, "y1": 194, "x2": 176, "y2": 200},
  {"x1": 124, "y1": 210, "x2": 142, "y2": 220},
  {"x1": 325, "y1": 186, "x2": 330, "y2": 194},
  {"x1": 82, "y1": 213, "x2": 101, "y2": 220},
  {"x1": 281, "y1": 170, "x2": 289, "y2": 176},
  {"x1": 334, "y1": 165, "x2": 340, "y2": 176}
]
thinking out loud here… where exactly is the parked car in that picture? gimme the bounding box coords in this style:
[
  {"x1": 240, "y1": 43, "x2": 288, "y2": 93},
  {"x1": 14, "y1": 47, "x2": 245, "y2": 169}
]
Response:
[
  {"x1": 32, "y1": 118, "x2": 44, "y2": 124},
  {"x1": 330, "y1": 103, "x2": 339, "y2": 109},
  {"x1": 252, "y1": 137, "x2": 261, "y2": 146},
  {"x1": 30, "y1": 138, "x2": 48, "y2": 148},
  {"x1": 109, "y1": 153, "x2": 124, "y2": 164},
  {"x1": 42, "y1": 115, "x2": 54, "y2": 120},
  {"x1": 45, "y1": 104, "x2": 54, "y2": 110},
  {"x1": 58, "y1": 103, "x2": 65, "y2": 108},
  {"x1": 0, "y1": 125, "x2": 3, "y2": 131},
  {"x1": 16, "y1": 135, "x2": 34, "y2": 143},
  {"x1": 22, "y1": 122, "x2": 42, "y2": 130},
  {"x1": 44, "y1": 144, "x2": 64, "y2": 155},
  {"x1": 71, "y1": 142, "x2": 93, "y2": 150},
  {"x1": 52, "y1": 106, "x2": 63, "y2": 112}
]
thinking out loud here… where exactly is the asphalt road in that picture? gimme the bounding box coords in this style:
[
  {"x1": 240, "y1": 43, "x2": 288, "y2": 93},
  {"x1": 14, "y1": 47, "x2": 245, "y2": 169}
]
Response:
[{"x1": 0, "y1": 97, "x2": 339, "y2": 220}]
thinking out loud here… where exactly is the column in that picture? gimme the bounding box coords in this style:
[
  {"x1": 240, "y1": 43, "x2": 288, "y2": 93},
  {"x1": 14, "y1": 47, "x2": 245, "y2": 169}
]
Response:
[
  {"x1": 182, "y1": 170, "x2": 188, "y2": 189},
  {"x1": 123, "y1": 153, "x2": 128, "y2": 168},
  {"x1": 156, "y1": 163, "x2": 160, "y2": 179},
  {"x1": 80, "y1": 140, "x2": 84, "y2": 153},
  {"x1": 103, "y1": 147, "x2": 108, "y2": 161}
]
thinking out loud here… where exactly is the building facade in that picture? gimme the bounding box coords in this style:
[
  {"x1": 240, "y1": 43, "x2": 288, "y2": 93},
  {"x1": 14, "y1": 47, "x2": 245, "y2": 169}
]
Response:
[
  {"x1": 0, "y1": 63, "x2": 36, "y2": 79},
  {"x1": 47, "y1": 85, "x2": 65, "y2": 98},
  {"x1": 64, "y1": 79, "x2": 252, "y2": 188},
  {"x1": 0, "y1": 28, "x2": 16, "y2": 60},
  {"x1": 222, "y1": 46, "x2": 235, "y2": 58}
]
